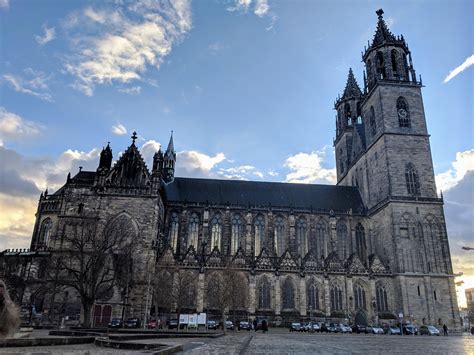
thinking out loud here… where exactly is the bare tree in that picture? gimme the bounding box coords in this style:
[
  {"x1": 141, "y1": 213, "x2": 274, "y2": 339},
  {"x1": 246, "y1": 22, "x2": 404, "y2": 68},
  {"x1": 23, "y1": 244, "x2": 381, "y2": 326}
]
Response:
[
  {"x1": 0, "y1": 280, "x2": 20, "y2": 339},
  {"x1": 51, "y1": 214, "x2": 136, "y2": 327},
  {"x1": 206, "y1": 262, "x2": 248, "y2": 334}
]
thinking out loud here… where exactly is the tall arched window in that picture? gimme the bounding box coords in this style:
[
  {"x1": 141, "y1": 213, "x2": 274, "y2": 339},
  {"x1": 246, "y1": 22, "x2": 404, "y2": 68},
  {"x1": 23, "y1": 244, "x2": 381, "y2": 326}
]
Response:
[
  {"x1": 376, "y1": 285, "x2": 389, "y2": 312},
  {"x1": 282, "y1": 278, "x2": 295, "y2": 309},
  {"x1": 405, "y1": 163, "x2": 420, "y2": 195},
  {"x1": 376, "y1": 51, "x2": 386, "y2": 79},
  {"x1": 315, "y1": 221, "x2": 327, "y2": 258},
  {"x1": 369, "y1": 106, "x2": 376, "y2": 136},
  {"x1": 345, "y1": 103, "x2": 352, "y2": 126},
  {"x1": 254, "y1": 215, "x2": 265, "y2": 256},
  {"x1": 38, "y1": 218, "x2": 52, "y2": 247},
  {"x1": 169, "y1": 212, "x2": 179, "y2": 252},
  {"x1": 258, "y1": 277, "x2": 271, "y2": 309},
  {"x1": 330, "y1": 285, "x2": 343, "y2": 311},
  {"x1": 307, "y1": 281, "x2": 320, "y2": 311},
  {"x1": 354, "y1": 285, "x2": 366, "y2": 310},
  {"x1": 296, "y1": 217, "x2": 308, "y2": 256},
  {"x1": 391, "y1": 49, "x2": 399, "y2": 77},
  {"x1": 397, "y1": 96, "x2": 411, "y2": 127},
  {"x1": 188, "y1": 213, "x2": 199, "y2": 249},
  {"x1": 355, "y1": 223, "x2": 366, "y2": 261},
  {"x1": 210, "y1": 214, "x2": 222, "y2": 250},
  {"x1": 231, "y1": 214, "x2": 243, "y2": 254},
  {"x1": 274, "y1": 215, "x2": 286, "y2": 256},
  {"x1": 336, "y1": 221, "x2": 348, "y2": 260}
]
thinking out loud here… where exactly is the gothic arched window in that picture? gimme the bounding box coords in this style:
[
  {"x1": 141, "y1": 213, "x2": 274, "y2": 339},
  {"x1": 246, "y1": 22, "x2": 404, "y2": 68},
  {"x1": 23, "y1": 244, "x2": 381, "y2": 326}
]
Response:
[
  {"x1": 369, "y1": 106, "x2": 376, "y2": 136},
  {"x1": 307, "y1": 281, "x2": 320, "y2": 311},
  {"x1": 391, "y1": 49, "x2": 399, "y2": 77},
  {"x1": 355, "y1": 223, "x2": 366, "y2": 261},
  {"x1": 282, "y1": 278, "x2": 295, "y2": 309},
  {"x1": 188, "y1": 213, "x2": 199, "y2": 249},
  {"x1": 38, "y1": 218, "x2": 52, "y2": 248},
  {"x1": 169, "y1": 212, "x2": 179, "y2": 252},
  {"x1": 210, "y1": 214, "x2": 222, "y2": 250},
  {"x1": 315, "y1": 221, "x2": 327, "y2": 258},
  {"x1": 376, "y1": 285, "x2": 389, "y2": 312},
  {"x1": 345, "y1": 103, "x2": 352, "y2": 126},
  {"x1": 376, "y1": 51, "x2": 386, "y2": 79},
  {"x1": 231, "y1": 214, "x2": 243, "y2": 254},
  {"x1": 336, "y1": 221, "x2": 348, "y2": 260},
  {"x1": 397, "y1": 96, "x2": 411, "y2": 127},
  {"x1": 354, "y1": 285, "x2": 366, "y2": 310},
  {"x1": 274, "y1": 215, "x2": 286, "y2": 256},
  {"x1": 330, "y1": 285, "x2": 343, "y2": 311},
  {"x1": 405, "y1": 163, "x2": 420, "y2": 195},
  {"x1": 254, "y1": 215, "x2": 265, "y2": 256},
  {"x1": 258, "y1": 277, "x2": 271, "y2": 309},
  {"x1": 296, "y1": 217, "x2": 308, "y2": 256}
]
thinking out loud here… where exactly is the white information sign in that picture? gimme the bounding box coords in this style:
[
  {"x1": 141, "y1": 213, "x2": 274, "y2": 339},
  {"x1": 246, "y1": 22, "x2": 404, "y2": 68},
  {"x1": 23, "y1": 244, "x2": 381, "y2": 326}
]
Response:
[
  {"x1": 179, "y1": 314, "x2": 189, "y2": 325},
  {"x1": 398, "y1": 313, "x2": 404, "y2": 318},
  {"x1": 197, "y1": 313, "x2": 207, "y2": 325},
  {"x1": 189, "y1": 314, "x2": 198, "y2": 326}
]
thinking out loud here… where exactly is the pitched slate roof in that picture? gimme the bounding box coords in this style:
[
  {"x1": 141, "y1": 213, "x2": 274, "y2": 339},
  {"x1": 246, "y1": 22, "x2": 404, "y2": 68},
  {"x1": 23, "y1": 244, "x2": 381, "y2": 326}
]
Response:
[{"x1": 164, "y1": 177, "x2": 366, "y2": 214}]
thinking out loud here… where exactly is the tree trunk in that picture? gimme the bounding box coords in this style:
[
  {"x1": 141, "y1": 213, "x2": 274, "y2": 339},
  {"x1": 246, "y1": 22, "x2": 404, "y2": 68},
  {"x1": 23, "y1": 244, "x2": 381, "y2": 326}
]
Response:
[
  {"x1": 82, "y1": 301, "x2": 93, "y2": 328},
  {"x1": 222, "y1": 310, "x2": 226, "y2": 334}
]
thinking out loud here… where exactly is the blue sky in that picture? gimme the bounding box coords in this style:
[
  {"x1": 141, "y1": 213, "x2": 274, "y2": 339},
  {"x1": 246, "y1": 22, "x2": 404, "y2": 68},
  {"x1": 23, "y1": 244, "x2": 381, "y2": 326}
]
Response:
[{"x1": 0, "y1": 0, "x2": 473, "y2": 304}]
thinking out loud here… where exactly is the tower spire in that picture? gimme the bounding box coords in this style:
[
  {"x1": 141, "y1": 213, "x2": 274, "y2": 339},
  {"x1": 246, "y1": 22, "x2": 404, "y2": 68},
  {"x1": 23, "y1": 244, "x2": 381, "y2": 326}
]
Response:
[{"x1": 162, "y1": 131, "x2": 176, "y2": 184}]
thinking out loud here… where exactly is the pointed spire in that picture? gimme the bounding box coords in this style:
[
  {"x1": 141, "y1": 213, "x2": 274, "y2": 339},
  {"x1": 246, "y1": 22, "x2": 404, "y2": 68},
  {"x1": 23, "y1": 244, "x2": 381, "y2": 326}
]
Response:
[
  {"x1": 165, "y1": 131, "x2": 174, "y2": 155},
  {"x1": 341, "y1": 68, "x2": 363, "y2": 100},
  {"x1": 371, "y1": 9, "x2": 396, "y2": 47},
  {"x1": 67, "y1": 172, "x2": 71, "y2": 183}
]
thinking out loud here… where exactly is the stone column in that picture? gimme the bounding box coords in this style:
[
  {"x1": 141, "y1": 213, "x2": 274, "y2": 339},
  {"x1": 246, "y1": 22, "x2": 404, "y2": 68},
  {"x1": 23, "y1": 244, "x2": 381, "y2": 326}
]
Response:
[
  {"x1": 369, "y1": 278, "x2": 377, "y2": 323},
  {"x1": 346, "y1": 277, "x2": 354, "y2": 319},
  {"x1": 329, "y1": 216, "x2": 337, "y2": 253},
  {"x1": 289, "y1": 214, "x2": 295, "y2": 253},
  {"x1": 275, "y1": 276, "x2": 281, "y2": 316},
  {"x1": 249, "y1": 274, "x2": 256, "y2": 315},
  {"x1": 300, "y1": 277, "x2": 307, "y2": 317},
  {"x1": 196, "y1": 273, "x2": 205, "y2": 313},
  {"x1": 324, "y1": 278, "x2": 331, "y2": 316}
]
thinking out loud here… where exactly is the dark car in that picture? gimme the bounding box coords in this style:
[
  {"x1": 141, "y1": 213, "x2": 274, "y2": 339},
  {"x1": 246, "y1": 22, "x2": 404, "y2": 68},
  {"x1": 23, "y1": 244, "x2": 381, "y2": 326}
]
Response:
[
  {"x1": 289, "y1": 322, "x2": 302, "y2": 332},
  {"x1": 168, "y1": 319, "x2": 179, "y2": 329},
  {"x1": 403, "y1": 324, "x2": 418, "y2": 335},
  {"x1": 125, "y1": 318, "x2": 141, "y2": 328},
  {"x1": 207, "y1": 320, "x2": 218, "y2": 330},
  {"x1": 238, "y1": 321, "x2": 252, "y2": 331},
  {"x1": 352, "y1": 324, "x2": 368, "y2": 334},
  {"x1": 225, "y1": 321, "x2": 235, "y2": 330},
  {"x1": 108, "y1": 318, "x2": 123, "y2": 328},
  {"x1": 327, "y1": 323, "x2": 338, "y2": 333},
  {"x1": 320, "y1": 323, "x2": 329, "y2": 333}
]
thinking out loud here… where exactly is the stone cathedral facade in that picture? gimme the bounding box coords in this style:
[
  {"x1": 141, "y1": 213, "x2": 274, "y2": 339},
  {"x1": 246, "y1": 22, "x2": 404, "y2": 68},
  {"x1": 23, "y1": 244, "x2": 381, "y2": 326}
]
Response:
[{"x1": 0, "y1": 10, "x2": 460, "y2": 328}]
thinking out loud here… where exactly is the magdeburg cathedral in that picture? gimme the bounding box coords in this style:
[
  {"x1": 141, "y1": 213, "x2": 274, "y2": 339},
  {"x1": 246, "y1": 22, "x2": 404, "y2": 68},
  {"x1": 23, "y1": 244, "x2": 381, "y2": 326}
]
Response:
[{"x1": 0, "y1": 10, "x2": 460, "y2": 329}]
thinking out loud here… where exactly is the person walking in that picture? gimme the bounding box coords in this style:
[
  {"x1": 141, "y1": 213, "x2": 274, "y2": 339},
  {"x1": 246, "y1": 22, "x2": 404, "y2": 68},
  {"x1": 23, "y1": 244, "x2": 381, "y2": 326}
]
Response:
[
  {"x1": 443, "y1": 324, "x2": 448, "y2": 336},
  {"x1": 253, "y1": 318, "x2": 258, "y2": 332},
  {"x1": 262, "y1": 319, "x2": 268, "y2": 333}
]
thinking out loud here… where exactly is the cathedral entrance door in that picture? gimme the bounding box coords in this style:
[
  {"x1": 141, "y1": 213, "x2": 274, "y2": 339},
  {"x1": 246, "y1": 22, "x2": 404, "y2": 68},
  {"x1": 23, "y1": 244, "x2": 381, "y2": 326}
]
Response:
[{"x1": 354, "y1": 310, "x2": 368, "y2": 326}]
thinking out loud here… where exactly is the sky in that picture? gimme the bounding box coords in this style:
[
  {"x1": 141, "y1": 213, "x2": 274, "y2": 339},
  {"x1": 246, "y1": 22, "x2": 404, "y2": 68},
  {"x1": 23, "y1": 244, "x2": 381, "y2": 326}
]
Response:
[{"x1": 0, "y1": 0, "x2": 473, "y2": 306}]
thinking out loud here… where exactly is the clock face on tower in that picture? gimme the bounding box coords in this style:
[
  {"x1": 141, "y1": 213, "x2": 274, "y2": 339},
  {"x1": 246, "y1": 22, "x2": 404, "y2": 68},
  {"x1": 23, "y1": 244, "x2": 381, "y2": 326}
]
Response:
[{"x1": 398, "y1": 108, "x2": 408, "y2": 119}]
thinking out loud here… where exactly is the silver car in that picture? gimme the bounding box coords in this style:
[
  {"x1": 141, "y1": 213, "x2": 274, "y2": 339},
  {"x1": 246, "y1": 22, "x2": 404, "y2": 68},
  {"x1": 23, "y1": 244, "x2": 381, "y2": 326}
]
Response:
[{"x1": 419, "y1": 325, "x2": 440, "y2": 336}]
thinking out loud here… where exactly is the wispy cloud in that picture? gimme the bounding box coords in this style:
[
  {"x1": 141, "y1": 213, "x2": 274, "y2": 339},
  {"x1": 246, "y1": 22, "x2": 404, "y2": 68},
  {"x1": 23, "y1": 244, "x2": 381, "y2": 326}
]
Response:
[
  {"x1": 2, "y1": 68, "x2": 53, "y2": 102},
  {"x1": 218, "y1": 165, "x2": 264, "y2": 180},
  {"x1": 0, "y1": 107, "x2": 44, "y2": 145},
  {"x1": 118, "y1": 86, "x2": 142, "y2": 95},
  {"x1": 227, "y1": 0, "x2": 277, "y2": 30},
  {"x1": 443, "y1": 55, "x2": 474, "y2": 83},
  {"x1": 64, "y1": 0, "x2": 192, "y2": 96},
  {"x1": 35, "y1": 25, "x2": 56, "y2": 45},
  {"x1": 111, "y1": 123, "x2": 128, "y2": 136},
  {"x1": 0, "y1": 0, "x2": 9, "y2": 10}
]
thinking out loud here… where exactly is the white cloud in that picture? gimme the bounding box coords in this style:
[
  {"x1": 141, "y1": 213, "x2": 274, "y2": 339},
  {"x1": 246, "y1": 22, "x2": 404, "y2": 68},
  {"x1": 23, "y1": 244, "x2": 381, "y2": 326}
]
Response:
[
  {"x1": 254, "y1": 0, "x2": 269, "y2": 17},
  {"x1": 65, "y1": 0, "x2": 192, "y2": 96},
  {"x1": 267, "y1": 170, "x2": 278, "y2": 177},
  {"x1": 111, "y1": 123, "x2": 128, "y2": 136},
  {"x1": 176, "y1": 151, "x2": 226, "y2": 177},
  {"x1": 218, "y1": 165, "x2": 264, "y2": 180},
  {"x1": 0, "y1": 0, "x2": 8, "y2": 10},
  {"x1": 435, "y1": 149, "x2": 474, "y2": 192},
  {"x1": 2, "y1": 68, "x2": 53, "y2": 102},
  {"x1": 284, "y1": 150, "x2": 336, "y2": 184},
  {"x1": 0, "y1": 107, "x2": 44, "y2": 144},
  {"x1": 227, "y1": 0, "x2": 276, "y2": 29},
  {"x1": 118, "y1": 86, "x2": 142, "y2": 95},
  {"x1": 35, "y1": 25, "x2": 56, "y2": 45},
  {"x1": 227, "y1": 0, "x2": 252, "y2": 13},
  {"x1": 140, "y1": 139, "x2": 161, "y2": 167},
  {"x1": 208, "y1": 41, "x2": 228, "y2": 54},
  {"x1": 444, "y1": 55, "x2": 474, "y2": 83}
]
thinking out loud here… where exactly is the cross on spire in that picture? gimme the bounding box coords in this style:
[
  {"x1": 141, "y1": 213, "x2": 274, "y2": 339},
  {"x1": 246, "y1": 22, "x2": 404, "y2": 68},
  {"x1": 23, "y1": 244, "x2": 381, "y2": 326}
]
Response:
[
  {"x1": 376, "y1": 8, "x2": 384, "y2": 19},
  {"x1": 131, "y1": 131, "x2": 138, "y2": 145}
]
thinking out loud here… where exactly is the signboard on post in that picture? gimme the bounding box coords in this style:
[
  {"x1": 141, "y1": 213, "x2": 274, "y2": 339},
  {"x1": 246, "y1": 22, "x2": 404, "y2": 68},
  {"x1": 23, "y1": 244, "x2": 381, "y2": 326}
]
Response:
[
  {"x1": 197, "y1": 313, "x2": 207, "y2": 325},
  {"x1": 179, "y1": 314, "x2": 189, "y2": 325},
  {"x1": 189, "y1": 314, "x2": 198, "y2": 326}
]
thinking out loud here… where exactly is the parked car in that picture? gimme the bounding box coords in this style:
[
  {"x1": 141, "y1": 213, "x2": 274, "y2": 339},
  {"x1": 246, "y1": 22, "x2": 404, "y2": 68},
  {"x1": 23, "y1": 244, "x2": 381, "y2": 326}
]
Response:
[
  {"x1": 352, "y1": 324, "x2": 368, "y2": 334},
  {"x1": 168, "y1": 319, "x2": 179, "y2": 329},
  {"x1": 207, "y1": 320, "x2": 218, "y2": 330},
  {"x1": 419, "y1": 325, "x2": 440, "y2": 336},
  {"x1": 320, "y1": 323, "x2": 329, "y2": 333},
  {"x1": 125, "y1": 318, "x2": 141, "y2": 328},
  {"x1": 147, "y1": 319, "x2": 158, "y2": 329},
  {"x1": 225, "y1": 321, "x2": 235, "y2": 330},
  {"x1": 108, "y1": 318, "x2": 123, "y2": 328},
  {"x1": 238, "y1": 321, "x2": 252, "y2": 331},
  {"x1": 327, "y1": 323, "x2": 338, "y2": 333},
  {"x1": 385, "y1": 325, "x2": 401, "y2": 335},
  {"x1": 289, "y1": 322, "x2": 302, "y2": 332},
  {"x1": 311, "y1": 322, "x2": 321, "y2": 332},
  {"x1": 370, "y1": 325, "x2": 385, "y2": 334},
  {"x1": 403, "y1": 324, "x2": 418, "y2": 335},
  {"x1": 337, "y1": 324, "x2": 352, "y2": 333}
]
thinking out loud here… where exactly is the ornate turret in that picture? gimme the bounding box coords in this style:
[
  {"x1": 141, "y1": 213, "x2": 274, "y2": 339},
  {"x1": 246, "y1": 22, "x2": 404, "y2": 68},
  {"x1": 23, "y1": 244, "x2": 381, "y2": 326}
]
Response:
[
  {"x1": 98, "y1": 142, "x2": 113, "y2": 172},
  {"x1": 335, "y1": 68, "x2": 363, "y2": 138},
  {"x1": 362, "y1": 9, "x2": 418, "y2": 91},
  {"x1": 162, "y1": 132, "x2": 176, "y2": 184}
]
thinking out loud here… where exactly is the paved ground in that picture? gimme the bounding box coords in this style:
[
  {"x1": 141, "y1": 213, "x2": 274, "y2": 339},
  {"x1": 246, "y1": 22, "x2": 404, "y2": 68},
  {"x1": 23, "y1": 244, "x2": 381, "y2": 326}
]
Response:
[{"x1": 1, "y1": 330, "x2": 474, "y2": 354}]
